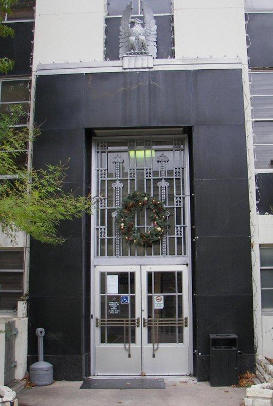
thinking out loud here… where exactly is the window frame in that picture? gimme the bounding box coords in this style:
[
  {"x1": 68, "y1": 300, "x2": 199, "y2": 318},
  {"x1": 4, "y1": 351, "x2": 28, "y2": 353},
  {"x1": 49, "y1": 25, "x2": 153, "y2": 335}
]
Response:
[
  {"x1": 0, "y1": 248, "x2": 25, "y2": 313},
  {"x1": 104, "y1": 0, "x2": 175, "y2": 60},
  {"x1": 0, "y1": 77, "x2": 31, "y2": 181},
  {"x1": 106, "y1": 0, "x2": 174, "y2": 17},
  {"x1": 260, "y1": 245, "x2": 273, "y2": 313},
  {"x1": 2, "y1": 0, "x2": 35, "y2": 22},
  {"x1": 0, "y1": 77, "x2": 31, "y2": 127}
]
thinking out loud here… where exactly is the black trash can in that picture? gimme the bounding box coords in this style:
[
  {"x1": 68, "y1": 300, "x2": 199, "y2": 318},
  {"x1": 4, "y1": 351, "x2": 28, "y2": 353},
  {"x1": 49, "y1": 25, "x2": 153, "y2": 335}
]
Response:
[{"x1": 209, "y1": 334, "x2": 238, "y2": 386}]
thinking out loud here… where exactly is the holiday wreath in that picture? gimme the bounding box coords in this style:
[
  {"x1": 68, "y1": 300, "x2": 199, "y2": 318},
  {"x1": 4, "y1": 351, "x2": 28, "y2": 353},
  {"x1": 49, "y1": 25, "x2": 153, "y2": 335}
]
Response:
[{"x1": 116, "y1": 192, "x2": 168, "y2": 246}]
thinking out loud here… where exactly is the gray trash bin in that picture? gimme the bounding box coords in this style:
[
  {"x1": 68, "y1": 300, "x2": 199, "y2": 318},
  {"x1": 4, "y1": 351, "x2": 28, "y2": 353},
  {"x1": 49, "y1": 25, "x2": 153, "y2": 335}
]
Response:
[{"x1": 30, "y1": 328, "x2": 53, "y2": 386}]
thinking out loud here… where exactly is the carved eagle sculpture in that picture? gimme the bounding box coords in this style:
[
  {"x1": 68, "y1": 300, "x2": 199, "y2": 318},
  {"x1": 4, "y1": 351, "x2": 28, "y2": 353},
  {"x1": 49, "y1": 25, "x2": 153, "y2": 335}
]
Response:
[{"x1": 119, "y1": 1, "x2": 157, "y2": 59}]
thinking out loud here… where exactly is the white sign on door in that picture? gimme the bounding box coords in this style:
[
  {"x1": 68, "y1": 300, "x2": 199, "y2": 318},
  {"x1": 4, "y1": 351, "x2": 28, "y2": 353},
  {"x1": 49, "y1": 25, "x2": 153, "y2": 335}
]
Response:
[
  {"x1": 154, "y1": 295, "x2": 164, "y2": 309},
  {"x1": 107, "y1": 275, "x2": 118, "y2": 294}
]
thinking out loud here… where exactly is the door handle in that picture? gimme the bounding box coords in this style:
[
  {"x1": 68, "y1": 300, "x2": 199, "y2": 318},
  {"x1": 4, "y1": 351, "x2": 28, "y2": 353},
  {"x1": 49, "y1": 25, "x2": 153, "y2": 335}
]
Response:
[{"x1": 143, "y1": 317, "x2": 147, "y2": 328}]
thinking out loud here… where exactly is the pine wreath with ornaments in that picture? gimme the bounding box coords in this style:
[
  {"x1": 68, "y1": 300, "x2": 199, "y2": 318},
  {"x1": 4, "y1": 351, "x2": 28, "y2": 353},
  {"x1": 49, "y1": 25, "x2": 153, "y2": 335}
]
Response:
[{"x1": 116, "y1": 192, "x2": 168, "y2": 246}]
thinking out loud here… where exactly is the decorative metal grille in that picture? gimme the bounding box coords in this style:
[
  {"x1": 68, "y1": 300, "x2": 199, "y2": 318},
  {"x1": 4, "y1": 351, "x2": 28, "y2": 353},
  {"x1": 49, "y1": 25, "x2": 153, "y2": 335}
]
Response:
[{"x1": 95, "y1": 135, "x2": 188, "y2": 257}]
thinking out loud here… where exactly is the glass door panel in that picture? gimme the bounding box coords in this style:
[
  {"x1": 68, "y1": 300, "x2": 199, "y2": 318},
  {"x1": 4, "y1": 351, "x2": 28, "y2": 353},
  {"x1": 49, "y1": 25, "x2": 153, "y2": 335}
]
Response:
[
  {"x1": 142, "y1": 265, "x2": 189, "y2": 375},
  {"x1": 95, "y1": 266, "x2": 141, "y2": 375}
]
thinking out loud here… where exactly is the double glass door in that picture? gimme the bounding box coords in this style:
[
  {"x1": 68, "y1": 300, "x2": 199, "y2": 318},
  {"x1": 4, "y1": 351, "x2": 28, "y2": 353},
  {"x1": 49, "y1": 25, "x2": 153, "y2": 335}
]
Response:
[{"x1": 94, "y1": 265, "x2": 189, "y2": 375}]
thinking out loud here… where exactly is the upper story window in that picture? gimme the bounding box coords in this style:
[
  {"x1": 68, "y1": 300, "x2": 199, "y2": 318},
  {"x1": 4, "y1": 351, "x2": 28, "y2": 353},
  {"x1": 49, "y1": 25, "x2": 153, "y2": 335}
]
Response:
[
  {"x1": 0, "y1": 249, "x2": 24, "y2": 312},
  {"x1": 0, "y1": 78, "x2": 31, "y2": 127},
  {"x1": 245, "y1": 0, "x2": 273, "y2": 12},
  {"x1": 105, "y1": 0, "x2": 174, "y2": 60},
  {"x1": 260, "y1": 246, "x2": 273, "y2": 311},
  {"x1": 0, "y1": 78, "x2": 30, "y2": 179},
  {"x1": 2, "y1": 0, "x2": 35, "y2": 22},
  {"x1": 107, "y1": 0, "x2": 172, "y2": 15}
]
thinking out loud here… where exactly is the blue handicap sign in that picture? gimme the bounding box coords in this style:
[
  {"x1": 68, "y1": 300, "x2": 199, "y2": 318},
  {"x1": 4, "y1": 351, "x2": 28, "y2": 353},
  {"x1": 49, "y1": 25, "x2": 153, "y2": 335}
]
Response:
[{"x1": 120, "y1": 295, "x2": 130, "y2": 304}]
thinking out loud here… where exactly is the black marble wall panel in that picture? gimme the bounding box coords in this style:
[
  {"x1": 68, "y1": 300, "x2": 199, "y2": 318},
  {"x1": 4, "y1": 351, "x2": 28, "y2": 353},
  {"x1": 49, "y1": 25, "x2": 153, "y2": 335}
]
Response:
[
  {"x1": 256, "y1": 173, "x2": 273, "y2": 214},
  {"x1": 246, "y1": 13, "x2": 273, "y2": 68},
  {"x1": 32, "y1": 69, "x2": 253, "y2": 381},
  {"x1": 191, "y1": 124, "x2": 253, "y2": 380},
  {"x1": 29, "y1": 129, "x2": 91, "y2": 380},
  {"x1": 0, "y1": 22, "x2": 33, "y2": 75}
]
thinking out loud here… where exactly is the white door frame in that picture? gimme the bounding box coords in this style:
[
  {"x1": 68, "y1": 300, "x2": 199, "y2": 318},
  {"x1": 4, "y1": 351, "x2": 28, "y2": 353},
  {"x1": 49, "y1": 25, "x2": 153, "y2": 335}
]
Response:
[
  {"x1": 90, "y1": 134, "x2": 193, "y2": 376},
  {"x1": 92, "y1": 264, "x2": 191, "y2": 376}
]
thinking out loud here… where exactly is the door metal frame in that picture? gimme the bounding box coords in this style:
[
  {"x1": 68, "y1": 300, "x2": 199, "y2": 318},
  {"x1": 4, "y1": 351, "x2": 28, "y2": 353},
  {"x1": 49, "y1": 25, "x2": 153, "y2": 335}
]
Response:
[{"x1": 90, "y1": 132, "x2": 193, "y2": 376}]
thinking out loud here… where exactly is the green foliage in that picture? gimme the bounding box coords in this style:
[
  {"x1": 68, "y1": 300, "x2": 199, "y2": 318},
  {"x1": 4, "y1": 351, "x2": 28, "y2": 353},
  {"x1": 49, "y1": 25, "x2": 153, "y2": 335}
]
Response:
[
  {"x1": 0, "y1": 57, "x2": 14, "y2": 74},
  {"x1": 0, "y1": 24, "x2": 14, "y2": 37},
  {"x1": 0, "y1": 0, "x2": 17, "y2": 74},
  {"x1": 0, "y1": 0, "x2": 18, "y2": 15},
  {"x1": 116, "y1": 192, "x2": 168, "y2": 246},
  {"x1": 0, "y1": 107, "x2": 92, "y2": 245}
]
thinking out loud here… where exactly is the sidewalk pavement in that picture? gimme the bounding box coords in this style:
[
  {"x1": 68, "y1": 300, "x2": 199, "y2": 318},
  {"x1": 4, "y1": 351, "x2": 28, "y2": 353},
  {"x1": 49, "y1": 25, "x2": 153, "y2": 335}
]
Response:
[{"x1": 17, "y1": 378, "x2": 246, "y2": 406}]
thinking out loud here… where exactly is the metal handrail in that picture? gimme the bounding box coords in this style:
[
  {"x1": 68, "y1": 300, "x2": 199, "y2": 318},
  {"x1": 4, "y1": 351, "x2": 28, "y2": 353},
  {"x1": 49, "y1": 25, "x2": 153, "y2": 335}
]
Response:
[
  {"x1": 96, "y1": 318, "x2": 140, "y2": 327},
  {"x1": 143, "y1": 317, "x2": 184, "y2": 327}
]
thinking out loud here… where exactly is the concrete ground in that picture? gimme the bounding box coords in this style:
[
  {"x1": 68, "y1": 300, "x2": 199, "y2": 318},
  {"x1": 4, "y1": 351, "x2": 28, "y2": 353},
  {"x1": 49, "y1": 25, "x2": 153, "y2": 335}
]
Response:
[{"x1": 17, "y1": 378, "x2": 246, "y2": 406}]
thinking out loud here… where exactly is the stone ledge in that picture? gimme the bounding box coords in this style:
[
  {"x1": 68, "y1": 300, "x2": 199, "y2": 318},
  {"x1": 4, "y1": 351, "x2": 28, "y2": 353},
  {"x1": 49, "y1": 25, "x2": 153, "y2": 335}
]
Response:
[
  {"x1": 122, "y1": 54, "x2": 154, "y2": 69},
  {"x1": 0, "y1": 386, "x2": 18, "y2": 405},
  {"x1": 246, "y1": 386, "x2": 273, "y2": 398},
  {"x1": 245, "y1": 382, "x2": 273, "y2": 406}
]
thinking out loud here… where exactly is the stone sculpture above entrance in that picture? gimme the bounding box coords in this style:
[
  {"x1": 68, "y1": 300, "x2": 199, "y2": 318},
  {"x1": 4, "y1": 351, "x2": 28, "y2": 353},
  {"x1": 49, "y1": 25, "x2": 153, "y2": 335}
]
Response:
[{"x1": 119, "y1": 1, "x2": 157, "y2": 69}]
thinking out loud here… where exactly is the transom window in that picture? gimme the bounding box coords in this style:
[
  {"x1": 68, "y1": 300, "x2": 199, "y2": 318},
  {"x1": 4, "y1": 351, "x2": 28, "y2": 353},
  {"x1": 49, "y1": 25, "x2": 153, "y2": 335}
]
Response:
[
  {"x1": 105, "y1": 0, "x2": 174, "y2": 60},
  {"x1": 107, "y1": 0, "x2": 173, "y2": 16},
  {"x1": 260, "y1": 246, "x2": 273, "y2": 311},
  {"x1": 94, "y1": 130, "x2": 190, "y2": 257}
]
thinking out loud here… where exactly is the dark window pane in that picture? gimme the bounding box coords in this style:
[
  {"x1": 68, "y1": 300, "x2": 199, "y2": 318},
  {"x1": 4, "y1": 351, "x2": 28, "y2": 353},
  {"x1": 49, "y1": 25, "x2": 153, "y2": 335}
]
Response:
[
  {"x1": 154, "y1": 295, "x2": 176, "y2": 317},
  {"x1": 1, "y1": 81, "x2": 30, "y2": 102},
  {"x1": 101, "y1": 273, "x2": 106, "y2": 294},
  {"x1": 108, "y1": 0, "x2": 172, "y2": 15},
  {"x1": 0, "y1": 251, "x2": 24, "y2": 270},
  {"x1": 148, "y1": 326, "x2": 176, "y2": 343},
  {"x1": 107, "y1": 295, "x2": 123, "y2": 317},
  {"x1": 177, "y1": 271, "x2": 182, "y2": 293},
  {"x1": 13, "y1": 151, "x2": 28, "y2": 170},
  {"x1": 101, "y1": 295, "x2": 106, "y2": 318},
  {"x1": 0, "y1": 272, "x2": 23, "y2": 291},
  {"x1": 106, "y1": 326, "x2": 135, "y2": 343},
  {"x1": 148, "y1": 272, "x2": 152, "y2": 293},
  {"x1": 0, "y1": 103, "x2": 30, "y2": 125},
  {"x1": 154, "y1": 272, "x2": 176, "y2": 293},
  {"x1": 261, "y1": 270, "x2": 273, "y2": 288},
  {"x1": 107, "y1": 0, "x2": 139, "y2": 16},
  {"x1": 178, "y1": 295, "x2": 182, "y2": 318},
  {"x1": 130, "y1": 272, "x2": 135, "y2": 294},
  {"x1": 7, "y1": 0, "x2": 35, "y2": 20},
  {"x1": 148, "y1": 295, "x2": 152, "y2": 318},
  {"x1": 130, "y1": 296, "x2": 135, "y2": 318},
  {"x1": 261, "y1": 289, "x2": 273, "y2": 309},
  {"x1": 0, "y1": 292, "x2": 20, "y2": 310},
  {"x1": 146, "y1": 0, "x2": 172, "y2": 14},
  {"x1": 260, "y1": 247, "x2": 273, "y2": 267},
  {"x1": 118, "y1": 272, "x2": 129, "y2": 294},
  {"x1": 105, "y1": 15, "x2": 174, "y2": 60}
]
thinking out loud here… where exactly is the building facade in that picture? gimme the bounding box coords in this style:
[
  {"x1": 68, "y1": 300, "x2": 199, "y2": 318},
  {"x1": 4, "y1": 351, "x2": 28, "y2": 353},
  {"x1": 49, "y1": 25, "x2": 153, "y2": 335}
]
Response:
[{"x1": 0, "y1": 0, "x2": 273, "y2": 383}]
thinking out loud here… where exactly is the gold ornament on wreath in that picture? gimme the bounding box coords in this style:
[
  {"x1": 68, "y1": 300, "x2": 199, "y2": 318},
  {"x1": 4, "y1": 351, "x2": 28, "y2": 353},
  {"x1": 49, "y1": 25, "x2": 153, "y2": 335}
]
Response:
[{"x1": 116, "y1": 192, "x2": 168, "y2": 247}]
